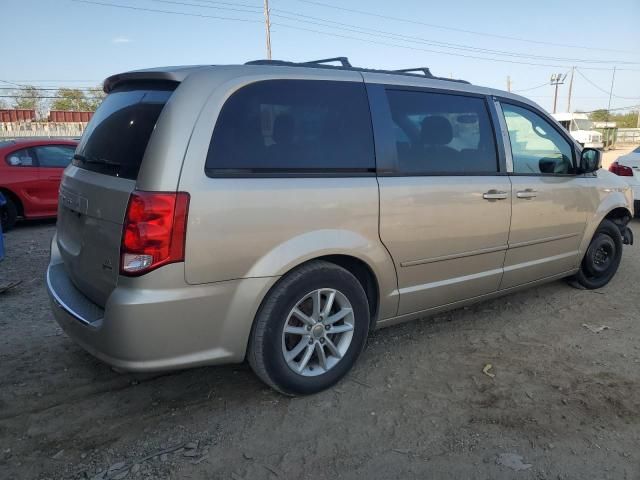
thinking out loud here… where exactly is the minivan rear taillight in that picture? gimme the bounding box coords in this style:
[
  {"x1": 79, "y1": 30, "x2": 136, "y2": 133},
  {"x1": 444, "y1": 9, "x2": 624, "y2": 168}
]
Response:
[
  {"x1": 609, "y1": 161, "x2": 633, "y2": 177},
  {"x1": 120, "y1": 191, "x2": 190, "y2": 276}
]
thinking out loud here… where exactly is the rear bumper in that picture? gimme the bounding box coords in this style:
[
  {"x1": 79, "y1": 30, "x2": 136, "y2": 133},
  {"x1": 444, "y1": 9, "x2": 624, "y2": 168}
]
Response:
[{"x1": 47, "y1": 236, "x2": 276, "y2": 372}]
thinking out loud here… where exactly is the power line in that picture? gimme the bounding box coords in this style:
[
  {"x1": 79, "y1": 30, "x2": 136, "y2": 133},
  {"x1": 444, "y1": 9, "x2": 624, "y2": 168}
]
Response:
[
  {"x1": 0, "y1": 86, "x2": 100, "y2": 92},
  {"x1": 2, "y1": 80, "x2": 100, "y2": 83},
  {"x1": 269, "y1": 9, "x2": 638, "y2": 65},
  {"x1": 271, "y1": 21, "x2": 635, "y2": 71},
  {"x1": 153, "y1": 0, "x2": 262, "y2": 16},
  {"x1": 0, "y1": 79, "x2": 29, "y2": 88},
  {"x1": 513, "y1": 81, "x2": 553, "y2": 93},
  {"x1": 71, "y1": 0, "x2": 640, "y2": 72},
  {"x1": 0, "y1": 95, "x2": 75, "y2": 99},
  {"x1": 174, "y1": 0, "x2": 263, "y2": 10},
  {"x1": 152, "y1": 0, "x2": 640, "y2": 66},
  {"x1": 575, "y1": 69, "x2": 640, "y2": 100},
  {"x1": 71, "y1": 0, "x2": 263, "y2": 23},
  {"x1": 286, "y1": 0, "x2": 638, "y2": 55}
]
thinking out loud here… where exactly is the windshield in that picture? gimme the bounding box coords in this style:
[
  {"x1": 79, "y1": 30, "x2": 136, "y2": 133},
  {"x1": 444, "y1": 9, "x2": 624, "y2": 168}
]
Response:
[
  {"x1": 573, "y1": 119, "x2": 594, "y2": 130},
  {"x1": 73, "y1": 84, "x2": 175, "y2": 179}
]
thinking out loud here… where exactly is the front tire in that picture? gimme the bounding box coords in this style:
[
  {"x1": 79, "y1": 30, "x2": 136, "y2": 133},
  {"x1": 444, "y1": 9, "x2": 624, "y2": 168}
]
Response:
[
  {"x1": 248, "y1": 261, "x2": 370, "y2": 395},
  {"x1": 569, "y1": 219, "x2": 623, "y2": 289}
]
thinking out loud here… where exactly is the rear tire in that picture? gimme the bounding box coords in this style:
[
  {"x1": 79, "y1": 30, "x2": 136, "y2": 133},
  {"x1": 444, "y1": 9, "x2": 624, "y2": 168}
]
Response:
[
  {"x1": 568, "y1": 219, "x2": 623, "y2": 289},
  {"x1": 248, "y1": 260, "x2": 370, "y2": 396},
  {"x1": 0, "y1": 196, "x2": 18, "y2": 231}
]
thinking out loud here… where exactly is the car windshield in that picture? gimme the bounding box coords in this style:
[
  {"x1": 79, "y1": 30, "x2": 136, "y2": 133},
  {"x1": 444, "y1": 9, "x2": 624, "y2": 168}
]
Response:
[
  {"x1": 573, "y1": 119, "x2": 594, "y2": 130},
  {"x1": 634, "y1": 146, "x2": 640, "y2": 153}
]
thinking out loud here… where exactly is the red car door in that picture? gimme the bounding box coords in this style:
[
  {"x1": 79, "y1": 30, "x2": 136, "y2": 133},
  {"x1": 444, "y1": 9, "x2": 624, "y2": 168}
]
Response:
[
  {"x1": 3, "y1": 147, "x2": 49, "y2": 217},
  {"x1": 33, "y1": 145, "x2": 76, "y2": 216}
]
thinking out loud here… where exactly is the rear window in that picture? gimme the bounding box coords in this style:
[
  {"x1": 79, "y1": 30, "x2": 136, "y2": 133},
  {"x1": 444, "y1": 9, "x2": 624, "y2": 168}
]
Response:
[
  {"x1": 206, "y1": 80, "x2": 375, "y2": 175},
  {"x1": 73, "y1": 83, "x2": 175, "y2": 180}
]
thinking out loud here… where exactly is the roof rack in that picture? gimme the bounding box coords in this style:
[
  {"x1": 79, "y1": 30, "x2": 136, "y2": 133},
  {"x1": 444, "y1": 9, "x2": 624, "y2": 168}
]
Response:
[
  {"x1": 303, "y1": 57, "x2": 352, "y2": 67},
  {"x1": 392, "y1": 67, "x2": 433, "y2": 77},
  {"x1": 244, "y1": 57, "x2": 470, "y2": 84}
]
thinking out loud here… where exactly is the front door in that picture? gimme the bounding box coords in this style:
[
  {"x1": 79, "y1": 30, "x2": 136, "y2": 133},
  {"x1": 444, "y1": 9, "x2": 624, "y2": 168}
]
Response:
[
  {"x1": 374, "y1": 87, "x2": 512, "y2": 315},
  {"x1": 498, "y1": 101, "x2": 590, "y2": 289}
]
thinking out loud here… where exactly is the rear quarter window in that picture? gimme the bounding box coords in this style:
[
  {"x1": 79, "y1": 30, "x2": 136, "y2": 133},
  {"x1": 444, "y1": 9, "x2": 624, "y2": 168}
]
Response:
[
  {"x1": 5, "y1": 148, "x2": 35, "y2": 167},
  {"x1": 206, "y1": 80, "x2": 375, "y2": 175}
]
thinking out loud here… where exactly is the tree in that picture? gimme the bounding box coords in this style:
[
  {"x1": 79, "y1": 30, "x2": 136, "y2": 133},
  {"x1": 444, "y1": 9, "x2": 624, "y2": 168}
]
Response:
[
  {"x1": 588, "y1": 110, "x2": 638, "y2": 128},
  {"x1": 51, "y1": 86, "x2": 106, "y2": 111},
  {"x1": 13, "y1": 85, "x2": 43, "y2": 111},
  {"x1": 51, "y1": 88, "x2": 91, "y2": 111},
  {"x1": 85, "y1": 86, "x2": 106, "y2": 111},
  {"x1": 589, "y1": 109, "x2": 609, "y2": 122}
]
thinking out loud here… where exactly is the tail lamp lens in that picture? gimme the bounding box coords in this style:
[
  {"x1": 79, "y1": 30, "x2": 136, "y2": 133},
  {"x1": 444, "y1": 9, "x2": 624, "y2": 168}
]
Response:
[
  {"x1": 121, "y1": 191, "x2": 190, "y2": 276},
  {"x1": 609, "y1": 161, "x2": 633, "y2": 177}
]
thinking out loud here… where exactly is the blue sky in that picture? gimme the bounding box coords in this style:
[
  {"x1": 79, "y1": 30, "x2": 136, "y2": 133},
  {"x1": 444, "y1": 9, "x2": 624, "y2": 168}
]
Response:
[{"x1": 2, "y1": 0, "x2": 639, "y2": 113}]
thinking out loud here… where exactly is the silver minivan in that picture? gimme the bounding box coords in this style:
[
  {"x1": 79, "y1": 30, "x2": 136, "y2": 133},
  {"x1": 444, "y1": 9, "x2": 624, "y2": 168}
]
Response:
[{"x1": 47, "y1": 58, "x2": 634, "y2": 395}]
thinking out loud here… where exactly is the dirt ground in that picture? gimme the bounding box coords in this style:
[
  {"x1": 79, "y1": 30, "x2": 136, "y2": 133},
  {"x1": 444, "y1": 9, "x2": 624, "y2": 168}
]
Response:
[{"x1": 1, "y1": 215, "x2": 640, "y2": 479}]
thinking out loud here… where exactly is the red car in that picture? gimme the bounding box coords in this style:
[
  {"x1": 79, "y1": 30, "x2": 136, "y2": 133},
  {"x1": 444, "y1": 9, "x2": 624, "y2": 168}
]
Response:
[{"x1": 0, "y1": 139, "x2": 78, "y2": 230}]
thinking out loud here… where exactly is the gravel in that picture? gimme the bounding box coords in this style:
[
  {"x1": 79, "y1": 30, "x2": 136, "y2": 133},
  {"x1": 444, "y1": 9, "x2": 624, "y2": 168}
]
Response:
[{"x1": 1, "y1": 220, "x2": 639, "y2": 479}]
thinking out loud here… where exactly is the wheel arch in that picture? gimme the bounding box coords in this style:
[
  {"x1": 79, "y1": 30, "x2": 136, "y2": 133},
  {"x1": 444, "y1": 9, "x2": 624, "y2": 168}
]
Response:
[
  {"x1": 0, "y1": 187, "x2": 24, "y2": 217},
  {"x1": 314, "y1": 254, "x2": 380, "y2": 327},
  {"x1": 579, "y1": 195, "x2": 633, "y2": 260},
  {"x1": 243, "y1": 229, "x2": 398, "y2": 322}
]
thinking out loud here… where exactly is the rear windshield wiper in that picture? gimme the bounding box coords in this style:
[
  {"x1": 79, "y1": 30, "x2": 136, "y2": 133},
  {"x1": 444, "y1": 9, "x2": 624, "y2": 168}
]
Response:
[{"x1": 73, "y1": 154, "x2": 121, "y2": 166}]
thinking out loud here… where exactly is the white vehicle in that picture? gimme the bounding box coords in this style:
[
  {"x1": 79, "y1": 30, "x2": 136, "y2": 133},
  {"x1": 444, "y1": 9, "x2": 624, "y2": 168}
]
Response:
[
  {"x1": 610, "y1": 146, "x2": 640, "y2": 216},
  {"x1": 552, "y1": 112, "x2": 604, "y2": 149}
]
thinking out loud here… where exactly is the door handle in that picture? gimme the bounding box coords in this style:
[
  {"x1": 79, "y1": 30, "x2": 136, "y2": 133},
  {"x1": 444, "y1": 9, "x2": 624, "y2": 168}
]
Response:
[
  {"x1": 482, "y1": 190, "x2": 508, "y2": 200},
  {"x1": 516, "y1": 189, "x2": 537, "y2": 199}
]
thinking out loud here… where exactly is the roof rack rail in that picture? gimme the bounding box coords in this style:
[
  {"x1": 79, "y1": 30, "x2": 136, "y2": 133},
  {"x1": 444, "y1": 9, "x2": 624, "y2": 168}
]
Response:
[
  {"x1": 244, "y1": 57, "x2": 470, "y2": 84},
  {"x1": 303, "y1": 57, "x2": 352, "y2": 67},
  {"x1": 392, "y1": 67, "x2": 433, "y2": 77}
]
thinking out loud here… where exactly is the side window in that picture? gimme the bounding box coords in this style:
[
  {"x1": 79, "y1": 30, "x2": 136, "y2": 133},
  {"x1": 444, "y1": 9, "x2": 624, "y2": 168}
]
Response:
[
  {"x1": 385, "y1": 89, "x2": 498, "y2": 174},
  {"x1": 501, "y1": 103, "x2": 574, "y2": 175},
  {"x1": 33, "y1": 145, "x2": 76, "y2": 168},
  {"x1": 206, "y1": 80, "x2": 375, "y2": 174},
  {"x1": 5, "y1": 148, "x2": 35, "y2": 167}
]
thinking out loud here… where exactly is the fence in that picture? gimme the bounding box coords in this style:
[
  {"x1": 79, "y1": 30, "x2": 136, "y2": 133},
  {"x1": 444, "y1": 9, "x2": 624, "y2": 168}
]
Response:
[
  {"x1": 0, "y1": 121, "x2": 87, "y2": 139},
  {"x1": 617, "y1": 128, "x2": 640, "y2": 144}
]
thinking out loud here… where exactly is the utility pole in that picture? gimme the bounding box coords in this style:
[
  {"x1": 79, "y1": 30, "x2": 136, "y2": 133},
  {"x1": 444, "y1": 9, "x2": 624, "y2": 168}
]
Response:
[
  {"x1": 507, "y1": 75, "x2": 511, "y2": 92},
  {"x1": 566, "y1": 66, "x2": 575, "y2": 113},
  {"x1": 550, "y1": 72, "x2": 567, "y2": 114},
  {"x1": 264, "y1": 0, "x2": 272, "y2": 60},
  {"x1": 606, "y1": 66, "x2": 616, "y2": 123}
]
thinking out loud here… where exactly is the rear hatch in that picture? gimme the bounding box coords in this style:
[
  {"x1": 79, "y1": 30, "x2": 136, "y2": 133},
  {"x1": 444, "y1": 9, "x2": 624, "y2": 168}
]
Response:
[{"x1": 56, "y1": 83, "x2": 176, "y2": 306}]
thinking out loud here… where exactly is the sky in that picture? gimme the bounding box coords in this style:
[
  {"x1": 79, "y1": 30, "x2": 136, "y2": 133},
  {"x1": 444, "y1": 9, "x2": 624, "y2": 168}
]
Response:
[{"x1": 1, "y1": 0, "x2": 639, "y2": 114}]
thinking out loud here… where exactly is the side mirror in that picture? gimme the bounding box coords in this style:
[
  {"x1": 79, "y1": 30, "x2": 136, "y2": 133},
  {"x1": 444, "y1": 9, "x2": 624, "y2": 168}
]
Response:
[{"x1": 580, "y1": 148, "x2": 601, "y2": 173}]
